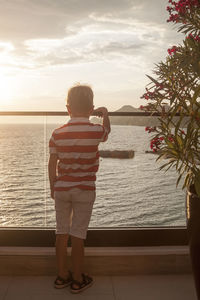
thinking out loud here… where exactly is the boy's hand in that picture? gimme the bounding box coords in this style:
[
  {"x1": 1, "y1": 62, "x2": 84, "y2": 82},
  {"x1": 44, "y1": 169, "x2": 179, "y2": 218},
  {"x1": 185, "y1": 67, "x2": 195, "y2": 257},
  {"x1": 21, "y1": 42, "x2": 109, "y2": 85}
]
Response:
[
  {"x1": 93, "y1": 107, "x2": 108, "y2": 117},
  {"x1": 93, "y1": 106, "x2": 110, "y2": 134}
]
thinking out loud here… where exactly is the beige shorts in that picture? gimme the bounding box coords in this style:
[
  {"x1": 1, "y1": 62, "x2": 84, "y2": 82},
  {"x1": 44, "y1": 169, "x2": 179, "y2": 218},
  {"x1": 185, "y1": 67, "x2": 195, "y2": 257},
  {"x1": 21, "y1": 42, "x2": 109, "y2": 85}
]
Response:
[{"x1": 54, "y1": 188, "x2": 96, "y2": 239}]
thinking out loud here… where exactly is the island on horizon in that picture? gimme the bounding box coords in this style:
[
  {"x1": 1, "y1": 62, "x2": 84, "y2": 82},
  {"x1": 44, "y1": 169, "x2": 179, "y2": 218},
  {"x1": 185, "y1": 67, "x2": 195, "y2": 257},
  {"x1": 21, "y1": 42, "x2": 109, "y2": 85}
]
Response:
[{"x1": 91, "y1": 105, "x2": 161, "y2": 126}]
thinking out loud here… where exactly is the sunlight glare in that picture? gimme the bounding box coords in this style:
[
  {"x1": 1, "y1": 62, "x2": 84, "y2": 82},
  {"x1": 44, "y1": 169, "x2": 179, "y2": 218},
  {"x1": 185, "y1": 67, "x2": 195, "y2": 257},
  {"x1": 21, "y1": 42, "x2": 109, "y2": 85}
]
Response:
[{"x1": 0, "y1": 73, "x2": 13, "y2": 106}]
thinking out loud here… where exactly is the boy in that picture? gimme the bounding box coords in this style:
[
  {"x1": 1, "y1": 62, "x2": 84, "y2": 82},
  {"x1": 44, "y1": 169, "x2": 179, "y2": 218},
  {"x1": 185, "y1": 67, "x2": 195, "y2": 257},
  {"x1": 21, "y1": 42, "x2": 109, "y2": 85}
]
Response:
[{"x1": 48, "y1": 84, "x2": 110, "y2": 293}]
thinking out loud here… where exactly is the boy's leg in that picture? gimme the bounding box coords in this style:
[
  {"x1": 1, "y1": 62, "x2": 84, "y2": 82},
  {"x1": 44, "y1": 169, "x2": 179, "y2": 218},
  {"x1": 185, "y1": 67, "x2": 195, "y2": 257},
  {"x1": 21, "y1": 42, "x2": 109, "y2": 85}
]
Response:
[
  {"x1": 71, "y1": 235, "x2": 84, "y2": 282},
  {"x1": 56, "y1": 233, "x2": 69, "y2": 279},
  {"x1": 69, "y1": 189, "x2": 95, "y2": 288},
  {"x1": 54, "y1": 190, "x2": 72, "y2": 280}
]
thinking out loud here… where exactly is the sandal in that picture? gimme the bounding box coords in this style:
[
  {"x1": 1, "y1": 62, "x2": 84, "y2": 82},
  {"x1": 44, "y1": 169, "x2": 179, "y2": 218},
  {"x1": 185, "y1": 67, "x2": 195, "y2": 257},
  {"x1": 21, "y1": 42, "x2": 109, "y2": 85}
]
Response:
[
  {"x1": 70, "y1": 273, "x2": 94, "y2": 294},
  {"x1": 54, "y1": 270, "x2": 73, "y2": 289}
]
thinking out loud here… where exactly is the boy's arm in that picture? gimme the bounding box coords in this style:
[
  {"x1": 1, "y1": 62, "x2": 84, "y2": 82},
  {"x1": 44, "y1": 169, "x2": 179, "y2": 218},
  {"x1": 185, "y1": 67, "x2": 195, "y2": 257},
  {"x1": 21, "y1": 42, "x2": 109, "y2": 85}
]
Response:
[
  {"x1": 93, "y1": 107, "x2": 111, "y2": 134},
  {"x1": 48, "y1": 154, "x2": 58, "y2": 199}
]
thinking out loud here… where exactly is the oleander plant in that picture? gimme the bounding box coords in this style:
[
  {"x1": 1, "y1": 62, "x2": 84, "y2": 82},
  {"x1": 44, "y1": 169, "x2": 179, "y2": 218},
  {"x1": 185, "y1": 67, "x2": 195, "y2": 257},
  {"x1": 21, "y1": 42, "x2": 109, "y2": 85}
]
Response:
[{"x1": 141, "y1": 0, "x2": 200, "y2": 196}]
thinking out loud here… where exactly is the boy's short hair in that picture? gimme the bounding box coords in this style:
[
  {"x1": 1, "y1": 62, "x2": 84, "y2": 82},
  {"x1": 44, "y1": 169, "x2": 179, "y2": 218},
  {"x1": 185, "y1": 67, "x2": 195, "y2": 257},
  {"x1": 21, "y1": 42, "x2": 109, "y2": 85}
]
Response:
[{"x1": 67, "y1": 84, "x2": 94, "y2": 114}]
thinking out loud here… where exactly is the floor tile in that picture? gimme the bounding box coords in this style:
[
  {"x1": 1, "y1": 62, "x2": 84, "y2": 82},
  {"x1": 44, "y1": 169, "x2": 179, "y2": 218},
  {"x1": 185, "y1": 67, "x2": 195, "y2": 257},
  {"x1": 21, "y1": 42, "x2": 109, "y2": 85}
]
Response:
[
  {"x1": 4, "y1": 276, "x2": 67, "y2": 300},
  {"x1": 73, "y1": 276, "x2": 113, "y2": 296},
  {"x1": 1, "y1": 274, "x2": 198, "y2": 300},
  {"x1": 31, "y1": 294, "x2": 74, "y2": 300},
  {"x1": 31, "y1": 295, "x2": 115, "y2": 300},
  {"x1": 6, "y1": 276, "x2": 63, "y2": 294},
  {"x1": 62, "y1": 295, "x2": 115, "y2": 300},
  {"x1": 0, "y1": 276, "x2": 12, "y2": 299},
  {"x1": 4, "y1": 276, "x2": 115, "y2": 300},
  {"x1": 112, "y1": 274, "x2": 197, "y2": 300}
]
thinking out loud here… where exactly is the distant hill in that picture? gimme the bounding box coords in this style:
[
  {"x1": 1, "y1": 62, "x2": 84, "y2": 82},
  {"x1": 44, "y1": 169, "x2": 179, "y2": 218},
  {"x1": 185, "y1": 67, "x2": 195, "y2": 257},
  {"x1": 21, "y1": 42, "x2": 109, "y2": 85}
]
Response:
[
  {"x1": 91, "y1": 105, "x2": 161, "y2": 126},
  {"x1": 116, "y1": 105, "x2": 140, "y2": 112}
]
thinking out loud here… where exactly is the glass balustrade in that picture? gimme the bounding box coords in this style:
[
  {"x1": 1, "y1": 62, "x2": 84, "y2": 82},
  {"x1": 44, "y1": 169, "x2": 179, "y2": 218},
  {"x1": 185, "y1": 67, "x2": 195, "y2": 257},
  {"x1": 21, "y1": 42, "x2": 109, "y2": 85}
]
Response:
[{"x1": 0, "y1": 114, "x2": 186, "y2": 229}]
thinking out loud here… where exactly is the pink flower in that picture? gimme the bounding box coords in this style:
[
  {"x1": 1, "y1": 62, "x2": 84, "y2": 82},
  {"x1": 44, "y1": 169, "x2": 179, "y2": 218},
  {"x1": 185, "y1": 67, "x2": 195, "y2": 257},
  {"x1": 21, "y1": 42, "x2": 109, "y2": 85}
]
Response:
[
  {"x1": 155, "y1": 83, "x2": 164, "y2": 89},
  {"x1": 186, "y1": 33, "x2": 200, "y2": 41},
  {"x1": 149, "y1": 135, "x2": 163, "y2": 151},
  {"x1": 168, "y1": 136, "x2": 174, "y2": 142},
  {"x1": 195, "y1": 36, "x2": 200, "y2": 42},
  {"x1": 166, "y1": 6, "x2": 172, "y2": 11},
  {"x1": 145, "y1": 126, "x2": 157, "y2": 133},
  {"x1": 167, "y1": 13, "x2": 179, "y2": 23},
  {"x1": 168, "y1": 46, "x2": 178, "y2": 55},
  {"x1": 187, "y1": 33, "x2": 194, "y2": 39},
  {"x1": 141, "y1": 91, "x2": 155, "y2": 100},
  {"x1": 167, "y1": 0, "x2": 200, "y2": 23},
  {"x1": 140, "y1": 93, "x2": 147, "y2": 100}
]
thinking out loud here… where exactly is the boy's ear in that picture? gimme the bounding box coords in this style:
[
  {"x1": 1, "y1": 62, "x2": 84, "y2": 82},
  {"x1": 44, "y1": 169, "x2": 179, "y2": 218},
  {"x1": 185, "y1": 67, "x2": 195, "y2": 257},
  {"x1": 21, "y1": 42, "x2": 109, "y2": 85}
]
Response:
[{"x1": 66, "y1": 105, "x2": 71, "y2": 114}]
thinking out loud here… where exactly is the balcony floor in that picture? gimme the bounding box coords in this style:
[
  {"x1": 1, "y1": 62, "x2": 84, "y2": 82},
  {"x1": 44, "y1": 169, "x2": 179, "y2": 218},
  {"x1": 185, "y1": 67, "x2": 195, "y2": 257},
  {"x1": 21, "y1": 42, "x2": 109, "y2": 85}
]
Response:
[{"x1": 0, "y1": 274, "x2": 197, "y2": 300}]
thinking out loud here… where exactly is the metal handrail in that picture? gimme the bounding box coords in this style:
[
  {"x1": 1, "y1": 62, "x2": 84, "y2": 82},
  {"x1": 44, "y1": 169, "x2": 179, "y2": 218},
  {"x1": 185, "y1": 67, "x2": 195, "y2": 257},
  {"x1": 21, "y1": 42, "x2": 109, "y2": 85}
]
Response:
[{"x1": 0, "y1": 111, "x2": 181, "y2": 116}]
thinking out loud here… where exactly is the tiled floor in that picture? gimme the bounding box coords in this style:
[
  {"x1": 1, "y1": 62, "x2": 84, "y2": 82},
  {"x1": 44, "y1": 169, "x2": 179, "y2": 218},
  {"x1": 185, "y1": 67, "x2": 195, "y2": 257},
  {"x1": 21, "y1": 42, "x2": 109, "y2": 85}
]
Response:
[{"x1": 0, "y1": 274, "x2": 197, "y2": 300}]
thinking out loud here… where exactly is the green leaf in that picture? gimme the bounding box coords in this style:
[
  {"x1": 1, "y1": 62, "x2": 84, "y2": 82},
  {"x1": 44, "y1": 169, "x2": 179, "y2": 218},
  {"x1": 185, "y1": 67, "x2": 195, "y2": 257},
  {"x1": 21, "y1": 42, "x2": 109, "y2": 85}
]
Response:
[
  {"x1": 175, "y1": 115, "x2": 183, "y2": 137},
  {"x1": 166, "y1": 140, "x2": 175, "y2": 149},
  {"x1": 187, "y1": 37, "x2": 196, "y2": 48},
  {"x1": 182, "y1": 172, "x2": 191, "y2": 190},
  {"x1": 146, "y1": 75, "x2": 160, "y2": 86},
  {"x1": 176, "y1": 173, "x2": 183, "y2": 188},
  {"x1": 178, "y1": 161, "x2": 184, "y2": 173},
  {"x1": 177, "y1": 135, "x2": 183, "y2": 148},
  {"x1": 159, "y1": 161, "x2": 173, "y2": 171},
  {"x1": 165, "y1": 161, "x2": 176, "y2": 172},
  {"x1": 156, "y1": 153, "x2": 166, "y2": 162},
  {"x1": 169, "y1": 149, "x2": 178, "y2": 156}
]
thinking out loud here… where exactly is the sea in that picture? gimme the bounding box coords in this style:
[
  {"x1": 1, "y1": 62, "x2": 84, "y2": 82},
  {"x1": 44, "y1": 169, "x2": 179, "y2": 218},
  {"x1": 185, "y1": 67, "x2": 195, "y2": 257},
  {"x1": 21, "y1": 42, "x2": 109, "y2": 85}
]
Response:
[{"x1": 0, "y1": 121, "x2": 186, "y2": 228}]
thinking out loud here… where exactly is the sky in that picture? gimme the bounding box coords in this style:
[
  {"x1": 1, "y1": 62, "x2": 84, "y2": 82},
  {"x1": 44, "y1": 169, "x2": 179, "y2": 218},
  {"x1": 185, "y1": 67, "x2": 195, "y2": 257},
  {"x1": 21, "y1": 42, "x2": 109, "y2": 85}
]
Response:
[{"x1": 0, "y1": 0, "x2": 184, "y2": 112}]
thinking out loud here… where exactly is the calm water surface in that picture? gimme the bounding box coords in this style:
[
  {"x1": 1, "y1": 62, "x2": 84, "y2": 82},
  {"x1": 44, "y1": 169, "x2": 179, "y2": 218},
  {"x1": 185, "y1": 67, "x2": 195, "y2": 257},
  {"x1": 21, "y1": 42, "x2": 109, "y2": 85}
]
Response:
[{"x1": 0, "y1": 122, "x2": 186, "y2": 228}]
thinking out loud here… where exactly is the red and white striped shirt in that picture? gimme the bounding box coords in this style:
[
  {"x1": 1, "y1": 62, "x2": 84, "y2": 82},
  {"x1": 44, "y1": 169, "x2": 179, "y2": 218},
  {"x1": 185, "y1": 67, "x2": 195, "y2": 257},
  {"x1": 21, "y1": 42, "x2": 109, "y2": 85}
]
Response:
[{"x1": 49, "y1": 117, "x2": 109, "y2": 191}]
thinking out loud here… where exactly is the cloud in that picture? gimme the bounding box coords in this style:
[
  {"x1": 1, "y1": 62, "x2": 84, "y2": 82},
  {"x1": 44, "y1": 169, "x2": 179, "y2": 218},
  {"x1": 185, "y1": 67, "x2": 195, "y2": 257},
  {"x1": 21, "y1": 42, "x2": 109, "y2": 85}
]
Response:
[
  {"x1": 0, "y1": 0, "x2": 187, "y2": 112},
  {"x1": 0, "y1": 41, "x2": 14, "y2": 52},
  {"x1": 0, "y1": 0, "x2": 183, "y2": 78},
  {"x1": 0, "y1": 0, "x2": 134, "y2": 42},
  {"x1": 0, "y1": 0, "x2": 172, "y2": 48},
  {"x1": 15, "y1": 28, "x2": 150, "y2": 68}
]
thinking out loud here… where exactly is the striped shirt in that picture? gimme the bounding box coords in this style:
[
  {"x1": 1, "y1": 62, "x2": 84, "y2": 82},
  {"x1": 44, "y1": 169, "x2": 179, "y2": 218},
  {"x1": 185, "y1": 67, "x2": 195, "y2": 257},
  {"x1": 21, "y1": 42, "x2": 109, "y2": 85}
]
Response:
[{"x1": 49, "y1": 117, "x2": 109, "y2": 191}]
